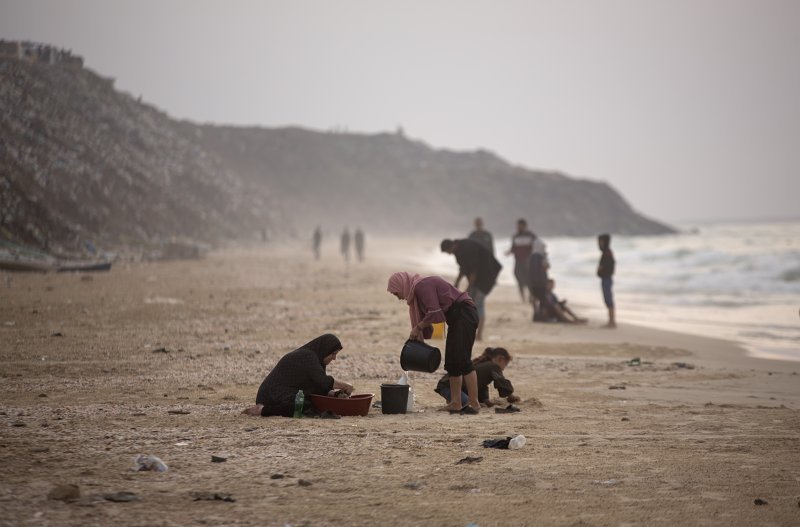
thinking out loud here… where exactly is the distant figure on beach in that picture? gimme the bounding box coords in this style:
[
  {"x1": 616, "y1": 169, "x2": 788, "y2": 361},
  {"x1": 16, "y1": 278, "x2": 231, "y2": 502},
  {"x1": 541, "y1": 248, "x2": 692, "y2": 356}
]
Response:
[
  {"x1": 528, "y1": 237, "x2": 550, "y2": 321},
  {"x1": 440, "y1": 238, "x2": 502, "y2": 341},
  {"x1": 340, "y1": 227, "x2": 351, "y2": 262},
  {"x1": 312, "y1": 226, "x2": 322, "y2": 260},
  {"x1": 354, "y1": 228, "x2": 365, "y2": 262},
  {"x1": 541, "y1": 279, "x2": 587, "y2": 324},
  {"x1": 387, "y1": 272, "x2": 481, "y2": 414},
  {"x1": 468, "y1": 217, "x2": 494, "y2": 255},
  {"x1": 506, "y1": 219, "x2": 536, "y2": 302},
  {"x1": 241, "y1": 334, "x2": 354, "y2": 417},
  {"x1": 597, "y1": 233, "x2": 616, "y2": 328},
  {"x1": 434, "y1": 347, "x2": 521, "y2": 408}
]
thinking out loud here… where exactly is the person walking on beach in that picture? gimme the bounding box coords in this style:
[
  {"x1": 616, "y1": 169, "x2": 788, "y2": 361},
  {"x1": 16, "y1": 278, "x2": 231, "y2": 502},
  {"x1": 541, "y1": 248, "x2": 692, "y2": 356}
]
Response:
[
  {"x1": 354, "y1": 228, "x2": 365, "y2": 262},
  {"x1": 468, "y1": 217, "x2": 494, "y2": 255},
  {"x1": 340, "y1": 227, "x2": 351, "y2": 263},
  {"x1": 241, "y1": 334, "x2": 354, "y2": 417},
  {"x1": 597, "y1": 233, "x2": 616, "y2": 328},
  {"x1": 440, "y1": 238, "x2": 502, "y2": 341},
  {"x1": 312, "y1": 226, "x2": 322, "y2": 260},
  {"x1": 387, "y1": 272, "x2": 481, "y2": 414},
  {"x1": 506, "y1": 219, "x2": 536, "y2": 302}
]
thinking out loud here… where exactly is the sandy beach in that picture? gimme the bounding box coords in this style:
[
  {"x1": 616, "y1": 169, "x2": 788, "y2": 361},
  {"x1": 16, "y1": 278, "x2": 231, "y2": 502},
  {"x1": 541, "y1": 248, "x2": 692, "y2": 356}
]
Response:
[{"x1": 1, "y1": 238, "x2": 799, "y2": 527}]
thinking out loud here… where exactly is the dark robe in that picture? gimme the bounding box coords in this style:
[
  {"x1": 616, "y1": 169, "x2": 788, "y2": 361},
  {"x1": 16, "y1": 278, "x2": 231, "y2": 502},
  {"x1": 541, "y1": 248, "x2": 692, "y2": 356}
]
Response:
[
  {"x1": 435, "y1": 360, "x2": 514, "y2": 403},
  {"x1": 256, "y1": 334, "x2": 342, "y2": 417},
  {"x1": 453, "y1": 238, "x2": 502, "y2": 295}
]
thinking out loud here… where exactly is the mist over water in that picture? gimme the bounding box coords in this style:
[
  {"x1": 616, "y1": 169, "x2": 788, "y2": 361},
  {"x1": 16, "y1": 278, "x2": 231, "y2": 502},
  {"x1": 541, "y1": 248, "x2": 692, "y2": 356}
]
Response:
[{"x1": 419, "y1": 220, "x2": 800, "y2": 361}]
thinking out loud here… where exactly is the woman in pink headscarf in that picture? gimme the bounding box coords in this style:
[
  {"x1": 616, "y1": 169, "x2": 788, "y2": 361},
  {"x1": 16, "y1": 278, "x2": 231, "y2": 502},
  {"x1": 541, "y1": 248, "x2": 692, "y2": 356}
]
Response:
[{"x1": 387, "y1": 272, "x2": 481, "y2": 414}]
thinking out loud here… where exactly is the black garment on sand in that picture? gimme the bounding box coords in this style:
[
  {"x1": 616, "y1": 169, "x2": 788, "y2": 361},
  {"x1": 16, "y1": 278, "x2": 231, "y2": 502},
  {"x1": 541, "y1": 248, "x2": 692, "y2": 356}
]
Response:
[
  {"x1": 443, "y1": 301, "x2": 479, "y2": 376},
  {"x1": 256, "y1": 334, "x2": 342, "y2": 417},
  {"x1": 453, "y1": 238, "x2": 502, "y2": 295},
  {"x1": 436, "y1": 360, "x2": 514, "y2": 403},
  {"x1": 597, "y1": 249, "x2": 615, "y2": 278}
]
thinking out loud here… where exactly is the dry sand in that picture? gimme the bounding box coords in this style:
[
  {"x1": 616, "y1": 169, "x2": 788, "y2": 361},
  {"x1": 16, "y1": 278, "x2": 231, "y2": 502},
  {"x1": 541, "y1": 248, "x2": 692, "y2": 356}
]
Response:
[{"x1": 1, "y1": 238, "x2": 799, "y2": 527}]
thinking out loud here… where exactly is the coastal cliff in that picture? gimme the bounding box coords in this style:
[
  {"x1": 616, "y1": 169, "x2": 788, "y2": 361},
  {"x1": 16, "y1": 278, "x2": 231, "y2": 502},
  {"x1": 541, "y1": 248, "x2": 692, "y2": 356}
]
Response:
[{"x1": 0, "y1": 49, "x2": 672, "y2": 253}]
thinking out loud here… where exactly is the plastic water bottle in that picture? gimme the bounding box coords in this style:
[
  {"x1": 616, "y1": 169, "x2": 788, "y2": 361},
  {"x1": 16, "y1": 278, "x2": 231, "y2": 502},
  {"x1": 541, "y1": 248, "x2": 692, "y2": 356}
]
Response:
[
  {"x1": 508, "y1": 435, "x2": 526, "y2": 450},
  {"x1": 293, "y1": 390, "x2": 304, "y2": 418}
]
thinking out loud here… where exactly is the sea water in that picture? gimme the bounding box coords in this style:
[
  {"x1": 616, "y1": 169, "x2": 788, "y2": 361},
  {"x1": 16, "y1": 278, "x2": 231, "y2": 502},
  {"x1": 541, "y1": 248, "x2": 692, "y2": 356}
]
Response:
[{"x1": 418, "y1": 220, "x2": 800, "y2": 362}]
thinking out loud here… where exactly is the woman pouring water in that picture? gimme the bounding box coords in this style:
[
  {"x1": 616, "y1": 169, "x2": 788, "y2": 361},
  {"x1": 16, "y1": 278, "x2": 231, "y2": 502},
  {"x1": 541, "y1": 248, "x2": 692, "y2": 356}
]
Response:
[
  {"x1": 387, "y1": 272, "x2": 481, "y2": 414},
  {"x1": 242, "y1": 334, "x2": 354, "y2": 417}
]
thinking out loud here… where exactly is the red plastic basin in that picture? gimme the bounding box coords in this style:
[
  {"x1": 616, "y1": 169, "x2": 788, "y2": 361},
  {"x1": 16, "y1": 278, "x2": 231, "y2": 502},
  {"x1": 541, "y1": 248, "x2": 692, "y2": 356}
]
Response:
[{"x1": 308, "y1": 393, "x2": 374, "y2": 416}]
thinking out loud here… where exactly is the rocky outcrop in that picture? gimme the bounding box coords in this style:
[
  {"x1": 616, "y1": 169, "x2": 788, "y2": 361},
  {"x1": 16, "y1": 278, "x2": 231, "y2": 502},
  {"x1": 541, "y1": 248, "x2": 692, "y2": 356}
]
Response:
[{"x1": 0, "y1": 54, "x2": 671, "y2": 254}]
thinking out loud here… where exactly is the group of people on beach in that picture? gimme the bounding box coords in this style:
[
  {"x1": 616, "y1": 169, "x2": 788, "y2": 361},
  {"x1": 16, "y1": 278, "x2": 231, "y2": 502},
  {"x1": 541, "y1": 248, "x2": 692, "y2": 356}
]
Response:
[
  {"x1": 243, "y1": 267, "x2": 519, "y2": 417},
  {"x1": 441, "y1": 217, "x2": 616, "y2": 339},
  {"x1": 244, "y1": 220, "x2": 616, "y2": 418},
  {"x1": 312, "y1": 226, "x2": 365, "y2": 262}
]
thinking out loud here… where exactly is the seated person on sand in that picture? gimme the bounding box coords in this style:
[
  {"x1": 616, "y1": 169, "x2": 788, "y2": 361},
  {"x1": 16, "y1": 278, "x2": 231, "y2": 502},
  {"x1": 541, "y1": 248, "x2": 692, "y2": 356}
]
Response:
[
  {"x1": 242, "y1": 334, "x2": 354, "y2": 417},
  {"x1": 541, "y1": 279, "x2": 587, "y2": 324},
  {"x1": 434, "y1": 347, "x2": 521, "y2": 408}
]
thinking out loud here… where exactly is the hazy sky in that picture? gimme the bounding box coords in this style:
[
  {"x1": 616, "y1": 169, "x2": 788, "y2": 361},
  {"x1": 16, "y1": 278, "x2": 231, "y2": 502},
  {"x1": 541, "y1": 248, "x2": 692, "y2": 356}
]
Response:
[{"x1": 2, "y1": 0, "x2": 799, "y2": 224}]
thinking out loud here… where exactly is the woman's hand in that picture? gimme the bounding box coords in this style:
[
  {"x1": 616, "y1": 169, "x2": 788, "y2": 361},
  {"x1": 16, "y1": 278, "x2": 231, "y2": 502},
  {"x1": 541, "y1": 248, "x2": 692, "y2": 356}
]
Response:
[
  {"x1": 333, "y1": 380, "x2": 354, "y2": 395},
  {"x1": 409, "y1": 326, "x2": 421, "y2": 341}
]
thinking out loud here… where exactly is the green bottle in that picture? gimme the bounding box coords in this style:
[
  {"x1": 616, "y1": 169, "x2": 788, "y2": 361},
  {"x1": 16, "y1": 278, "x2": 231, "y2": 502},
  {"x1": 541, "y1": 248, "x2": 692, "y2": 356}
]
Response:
[{"x1": 293, "y1": 390, "x2": 304, "y2": 418}]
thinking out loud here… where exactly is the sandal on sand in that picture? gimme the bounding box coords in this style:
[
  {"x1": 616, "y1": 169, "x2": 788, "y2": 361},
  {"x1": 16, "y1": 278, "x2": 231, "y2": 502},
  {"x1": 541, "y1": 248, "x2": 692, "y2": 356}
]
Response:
[
  {"x1": 495, "y1": 404, "x2": 521, "y2": 414},
  {"x1": 450, "y1": 406, "x2": 479, "y2": 415}
]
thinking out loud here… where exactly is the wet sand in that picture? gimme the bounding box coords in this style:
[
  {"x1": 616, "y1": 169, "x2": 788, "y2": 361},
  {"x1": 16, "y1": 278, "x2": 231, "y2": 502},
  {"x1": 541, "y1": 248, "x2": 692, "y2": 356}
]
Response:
[{"x1": 1, "y1": 238, "x2": 799, "y2": 526}]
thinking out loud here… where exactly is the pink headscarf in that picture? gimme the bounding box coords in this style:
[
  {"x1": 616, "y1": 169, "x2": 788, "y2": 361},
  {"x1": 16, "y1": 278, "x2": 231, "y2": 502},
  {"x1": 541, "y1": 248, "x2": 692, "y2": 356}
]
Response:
[{"x1": 387, "y1": 272, "x2": 425, "y2": 330}]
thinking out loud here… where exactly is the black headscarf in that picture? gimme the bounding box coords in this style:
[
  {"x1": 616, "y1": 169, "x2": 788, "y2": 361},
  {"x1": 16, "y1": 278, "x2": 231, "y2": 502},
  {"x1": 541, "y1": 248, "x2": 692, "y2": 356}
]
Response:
[{"x1": 300, "y1": 333, "x2": 342, "y2": 365}]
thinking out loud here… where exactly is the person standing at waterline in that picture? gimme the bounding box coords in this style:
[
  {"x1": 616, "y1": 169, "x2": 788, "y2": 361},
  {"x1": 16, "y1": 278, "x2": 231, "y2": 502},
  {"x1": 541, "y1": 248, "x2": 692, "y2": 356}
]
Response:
[
  {"x1": 506, "y1": 219, "x2": 536, "y2": 302},
  {"x1": 597, "y1": 233, "x2": 616, "y2": 328},
  {"x1": 387, "y1": 272, "x2": 481, "y2": 414}
]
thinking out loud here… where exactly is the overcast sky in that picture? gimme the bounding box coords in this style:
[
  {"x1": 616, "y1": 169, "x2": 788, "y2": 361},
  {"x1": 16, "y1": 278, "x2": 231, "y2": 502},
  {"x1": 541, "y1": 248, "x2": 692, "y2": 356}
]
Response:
[{"x1": 2, "y1": 0, "x2": 799, "y2": 224}]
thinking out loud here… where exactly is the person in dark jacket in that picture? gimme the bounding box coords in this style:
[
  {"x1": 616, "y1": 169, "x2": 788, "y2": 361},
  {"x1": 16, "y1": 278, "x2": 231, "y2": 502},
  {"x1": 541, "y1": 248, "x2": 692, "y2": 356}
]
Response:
[
  {"x1": 597, "y1": 233, "x2": 616, "y2": 328},
  {"x1": 242, "y1": 334, "x2": 354, "y2": 417},
  {"x1": 435, "y1": 347, "x2": 520, "y2": 407},
  {"x1": 441, "y1": 238, "x2": 502, "y2": 341}
]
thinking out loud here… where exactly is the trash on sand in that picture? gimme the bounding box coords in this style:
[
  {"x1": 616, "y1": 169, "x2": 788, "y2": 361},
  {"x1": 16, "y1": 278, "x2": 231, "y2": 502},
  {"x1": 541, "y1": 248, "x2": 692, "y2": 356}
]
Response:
[
  {"x1": 626, "y1": 357, "x2": 641, "y2": 366},
  {"x1": 456, "y1": 456, "x2": 484, "y2": 465},
  {"x1": 609, "y1": 385, "x2": 626, "y2": 390},
  {"x1": 672, "y1": 362, "x2": 695, "y2": 369},
  {"x1": 167, "y1": 409, "x2": 190, "y2": 414},
  {"x1": 482, "y1": 437, "x2": 511, "y2": 449},
  {"x1": 191, "y1": 492, "x2": 235, "y2": 502},
  {"x1": 508, "y1": 435, "x2": 526, "y2": 450},
  {"x1": 211, "y1": 455, "x2": 227, "y2": 463},
  {"x1": 754, "y1": 498, "x2": 768, "y2": 505},
  {"x1": 103, "y1": 492, "x2": 140, "y2": 502},
  {"x1": 133, "y1": 454, "x2": 168, "y2": 472}
]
